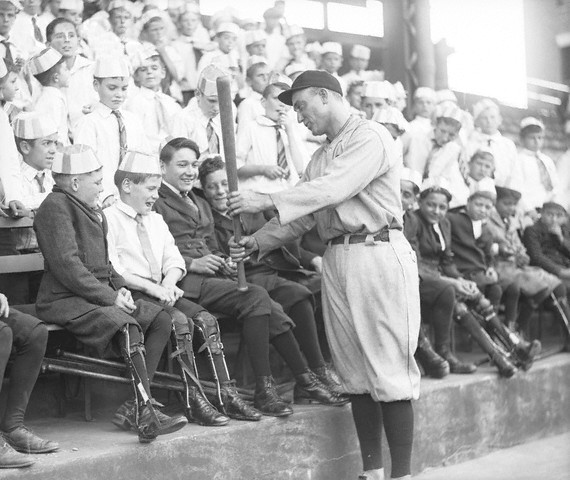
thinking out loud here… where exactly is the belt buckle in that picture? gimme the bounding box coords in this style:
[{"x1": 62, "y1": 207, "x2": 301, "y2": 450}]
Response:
[{"x1": 364, "y1": 234, "x2": 375, "y2": 246}]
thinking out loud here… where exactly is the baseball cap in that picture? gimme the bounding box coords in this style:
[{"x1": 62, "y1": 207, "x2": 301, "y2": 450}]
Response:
[{"x1": 277, "y1": 70, "x2": 342, "y2": 106}]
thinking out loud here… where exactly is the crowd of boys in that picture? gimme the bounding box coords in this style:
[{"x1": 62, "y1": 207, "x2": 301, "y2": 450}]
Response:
[{"x1": 0, "y1": 0, "x2": 569, "y2": 474}]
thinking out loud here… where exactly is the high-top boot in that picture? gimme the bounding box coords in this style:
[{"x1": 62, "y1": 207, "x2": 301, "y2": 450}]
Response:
[
  {"x1": 186, "y1": 386, "x2": 229, "y2": 426},
  {"x1": 294, "y1": 369, "x2": 350, "y2": 406},
  {"x1": 414, "y1": 326, "x2": 450, "y2": 378},
  {"x1": 219, "y1": 380, "x2": 262, "y2": 421},
  {"x1": 435, "y1": 344, "x2": 477, "y2": 374},
  {"x1": 312, "y1": 364, "x2": 344, "y2": 394},
  {"x1": 254, "y1": 376, "x2": 293, "y2": 417},
  {"x1": 485, "y1": 313, "x2": 541, "y2": 371},
  {"x1": 455, "y1": 304, "x2": 517, "y2": 378}
]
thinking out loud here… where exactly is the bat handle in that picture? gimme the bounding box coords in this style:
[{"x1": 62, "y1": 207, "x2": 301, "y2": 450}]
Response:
[{"x1": 232, "y1": 216, "x2": 249, "y2": 292}]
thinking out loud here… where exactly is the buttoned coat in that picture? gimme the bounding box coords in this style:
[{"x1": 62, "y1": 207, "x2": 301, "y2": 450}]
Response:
[{"x1": 34, "y1": 187, "x2": 161, "y2": 357}]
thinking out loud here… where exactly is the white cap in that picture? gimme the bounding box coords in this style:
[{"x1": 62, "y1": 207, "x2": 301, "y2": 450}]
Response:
[
  {"x1": 284, "y1": 62, "x2": 306, "y2": 77},
  {"x1": 363, "y1": 80, "x2": 393, "y2": 100},
  {"x1": 401, "y1": 167, "x2": 422, "y2": 193},
  {"x1": 322, "y1": 42, "x2": 342, "y2": 56},
  {"x1": 472, "y1": 98, "x2": 500, "y2": 120},
  {"x1": 285, "y1": 25, "x2": 305, "y2": 41},
  {"x1": 215, "y1": 22, "x2": 240, "y2": 36},
  {"x1": 118, "y1": 150, "x2": 161, "y2": 175},
  {"x1": 94, "y1": 55, "x2": 130, "y2": 78},
  {"x1": 268, "y1": 72, "x2": 292, "y2": 87},
  {"x1": 373, "y1": 106, "x2": 409, "y2": 133},
  {"x1": 351, "y1": 44, "x2": 370, "y2": 60},
  {"x1": 131, "y1": 44, "x2": 159, "y2": 71},
  {"x1": 246, "y1": 55, "x2": 268, "y2": 70},
  {"x1": 2, "y1": 0, "x2": 22, "y2": 12},
  {"x1": 435, "y1": 89, "x2": 457, "y2": 104},
  {"x1": 393, "y1": 81, "x2": 406, "y2": 98},
  {"x1": 59, "y1": 0, "x2": 83, "y2": 11},
  {"x1": 244, "y1": 29, "x2": 267, "y2": 46},
  {"x1": 107, "y1": 0, "x2": 133, "y2": 13},
  {"x1": 197, "y1": 64, "x2": 229, "y2": 97},
  {"x1": 520, "y1": 116, "x2": 544, "y2": 131},
  {"x1": 435, "y1": 102, "x2": 463, "y2": 124},
  {"x1": 413, "y1": 86, "x2": 436, "y2": 101},
  {"x1": 469, "y1": 177, "x2": 496, "y2": 200},
  {"x1": 52, "y1": 145, "x2": 102, "y2": 175},
  {"x1": 305, "y1": 42, "x2": 322, "y2": 54},
  {"x1": 140, "y1": 8, "x2": 167, "y2": 28},
  {"x1": 0, "y1": 58, "x2": 7, "y2": 79},
  {"x1": 28, "y1": 48, "x2": 62, "y2": 76},
  {"x1": 13, "y1": 112, "x2": 58, "y2": 139}
]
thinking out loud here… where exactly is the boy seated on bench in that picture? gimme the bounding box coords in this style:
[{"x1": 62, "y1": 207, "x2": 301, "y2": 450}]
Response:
[
  {"x1": 33, "y1": 144, "x2": 187, "y2": 444},
  {"x1": 0, "y1": 293, "x2": 58, "y2": 469},
  {"x1": 105, "y1": 150, "x2": 260, "y2": 423}
]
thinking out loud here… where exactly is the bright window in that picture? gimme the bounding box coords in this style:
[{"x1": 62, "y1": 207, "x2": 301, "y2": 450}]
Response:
[
  {"x1": 327, "y1": 1, "x2": 383, "y2": 37},
  {"x1": 430, "y1": 0, "x2": 527, "y2": 107},
  {"x1": 285, "y1": 0, "x2": 325, "y2": 30},
  {"x1": 199, "y1": 0, "x2": 273, "y2": 19}
]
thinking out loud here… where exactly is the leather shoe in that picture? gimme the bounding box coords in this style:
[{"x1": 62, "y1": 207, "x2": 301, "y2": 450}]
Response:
[
  {"x1": 312, "y1": 364, "x2": 345, "y2": 393},
  {"x1": 294, "y1": 370, "x2": 349, "y2": 406},
  {"x1": 436, "y1": 347, "x2": 477, "y2": 374},
  {"x1": 515, "y1": 339, "x2": 541, "y2": 371},
  {"x1": 186, "y1": 386, "x2": 230, "y2": 426},
  {"x1": 0, "y1": 441, "x2": 34, "y2": 468},
  {"x1": 254, "y1": 376, "x2": 293, "y2": 417},
  {"x1": 112, "y1": 400, "x2": 187, "y2": 438},
  {"x1": 220, "y1": 381, "x2": 262, "y2": 421},
  {"x1": 3, "y1": 426, "x2": 59, "y2": 454}
]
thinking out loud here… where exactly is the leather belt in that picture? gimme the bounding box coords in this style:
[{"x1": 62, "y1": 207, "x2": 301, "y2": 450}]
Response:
[{"x1": 330, "y1": 227, "x2": 391, "y2": 246}]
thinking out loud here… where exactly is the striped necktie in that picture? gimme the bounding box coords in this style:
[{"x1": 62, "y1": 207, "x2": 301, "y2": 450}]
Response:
[
  {"x1": 35, "y1": 172, "x2": 46, "y2": 193},
  {"x1": 111, "y1": 109, "x2": 128, "y2": 163},
  {"x1": 135, "y1": 214, "x2": 162, "y2": 282},
  {"x1": 206, "y1": 118, "x2": 219, "y2": 154},
  {"x1": 274, "y1": 126, "x2": 290, "y2": 178},
  {"x1": 535, "y1": 153, "x2": 553, "y2": 191},
  {"x1": 180, "y1": 191, "x2": 199, "y2": 216},
  {"x1": 31, "y1": 16, "x2": 43, "y2": 43},
  {"x1": 1, "y1": 40, "x2": 13, "y2": 65}
]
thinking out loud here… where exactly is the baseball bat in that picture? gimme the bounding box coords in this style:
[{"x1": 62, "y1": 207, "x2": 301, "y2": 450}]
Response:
[{"x1": 216, "y1": 75, "x2": 248, "y2": 292}]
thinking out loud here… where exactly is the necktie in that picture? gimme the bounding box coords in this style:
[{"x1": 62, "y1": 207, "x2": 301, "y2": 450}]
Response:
[
  {"x1": 535, "y1": 153, "x2": 553, "y2": 191},
  {"x1": 111, "y1": 109, "x2": 128, "y2": 163},
  {"x1": 35, "y1": 172, "x2": 45, "y2": 193},
  {"x1": 1, "y1": 40, "x2": 13, "y2": 65},
  {"x1": 155, "y1": 93, "x2": 167, "y2": 134},
  {"x1": 135, "y1": 214, "x2": 162, "y2": 282},
  {"x1": 180, "y1": 191, "x2": 199, "y2": 216},
  {"x1": 274, "y1": 126, "x2": 290, "y2": 179},
  {"x1": 206, "y1": 119, "x2": 219, "y2": 154},
  {"x1": 432, "y1": 223, "x2": 445, "y2": 251},
  {"x1": 487, "y1": 138, "x2": 492, "y2": 147},
  {"x1": 31, "y1": 16, "x2": 43, "y2": 43},
  {"x1": 424, "y1": 140, "x2": 441, "y2": 179}
]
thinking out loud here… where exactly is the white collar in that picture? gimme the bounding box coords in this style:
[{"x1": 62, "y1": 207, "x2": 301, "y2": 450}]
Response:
[
  {"x1": 20, "y1": 160, "x2": 48, "y2": 181},
  {"x1": 115, "y1": 199, "x2": 139, "y2": 219}
]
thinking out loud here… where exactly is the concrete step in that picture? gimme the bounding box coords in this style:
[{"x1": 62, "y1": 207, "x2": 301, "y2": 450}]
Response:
[{"x1": 0, "y1": 354, "x2": 568, "y2": 479}]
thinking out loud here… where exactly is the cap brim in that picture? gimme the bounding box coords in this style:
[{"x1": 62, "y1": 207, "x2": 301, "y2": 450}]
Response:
[{"x1": 277, "y1": 86, "x2": 307, "y2": 106}]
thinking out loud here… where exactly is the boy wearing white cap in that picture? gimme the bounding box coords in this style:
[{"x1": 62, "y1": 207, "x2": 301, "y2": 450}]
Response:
[
  {"x1": 74, "y1": 55, "x2": 149, "y2": 206},
  {"x1": 275, "y1": 25, "x2": 315, "y2": 75},
  {"x1": 236, "y1": 82, "x2": 308, "y2": 194},
  {"x1": 320, "y1": 41, "x2": 345, "y2": 95},
  {"x1": 341, "y1": 44, "x2": 380, "y2": 86},
  {"x1": 105, "y1": 150, "x2": 261, "y2": 423},
  {"x1": 196, "y1": 22, "x2": 241, "y2": 76},
  {"x1": 402, "y1": 86, "x2": 435, "y2": 175},
  {"x1": 516, "y1": 117, "x2": 560, "y2": 218},
  {"x1": 139, "y1": 9, "x2": 184, "y2": 101},
  {"x1": 244, "y1": 29, "x2": 267, "y2": 59},
  {"x1": 28, "y1": 47, "x2": 70, "y2": 145},
  {"x1": 361, "y1": 80, "x2": 392, "y2": 120},
  {"x1": 124, "y1": 45, "x2": 181, "y2": 153},
  {"x1": 171, "y1": 5, "x2": 212, "y2": 105},
  {"x1": 12, "y1": 111, "x2": 57, "y2": 251},
  {"x1": 34, "y1": 144, "x2": 188, "y2": 443},
  {"x1": 56, "y1": 0, "x2": 92, "y2": 60},
  {"x1": 236, "y1": 56, "x2": 269, "y2": 127},
  {"x1": 46, "y1": 17, "x2": 97, "y2": 132},
  {"x1": 466, "y1": 98, "x2": 522, "y2": 191},
  {"x1": 171, "y1": 64, "x2": 229, "y2": 158},
  {"x1": 420, "y1": 103, "x2": 463, "y2": 182}
]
